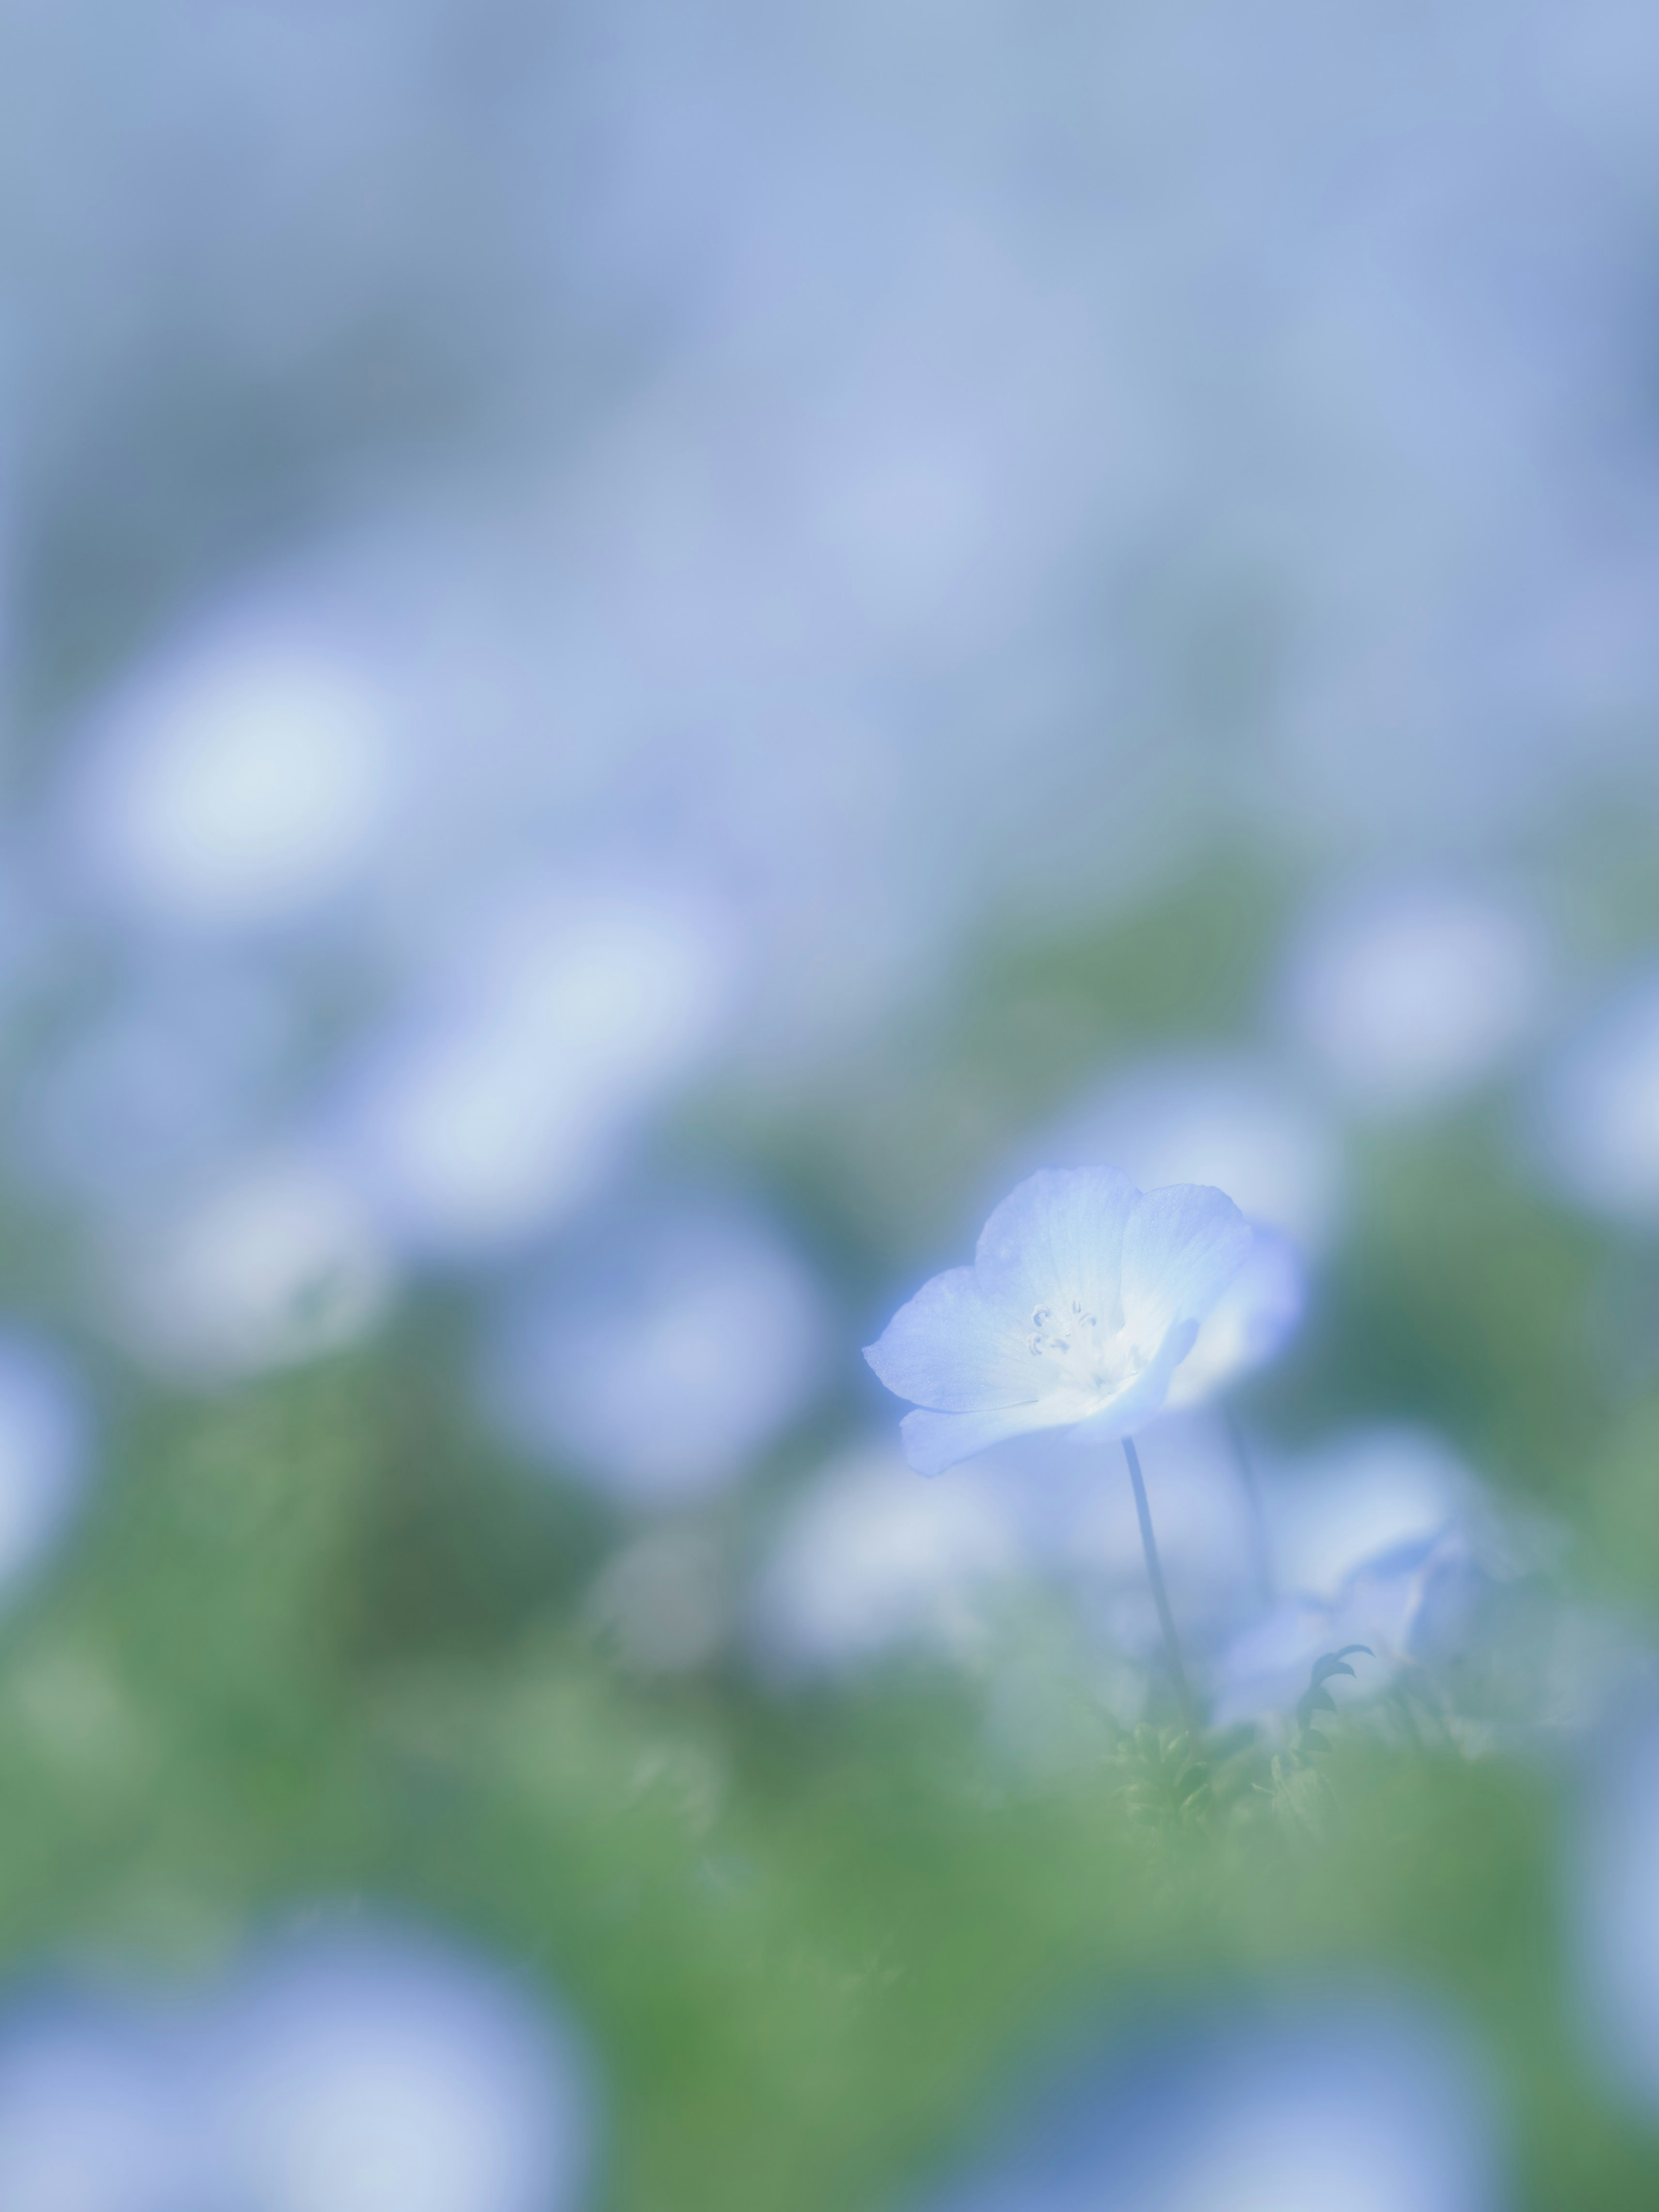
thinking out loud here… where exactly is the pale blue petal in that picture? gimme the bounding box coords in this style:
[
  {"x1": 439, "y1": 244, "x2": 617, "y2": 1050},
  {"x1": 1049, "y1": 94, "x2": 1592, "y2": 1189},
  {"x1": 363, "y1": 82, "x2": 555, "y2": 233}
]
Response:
[
  {"x1": 1066, "y1": 1319, "x2": 1198, "y2": 1444},
  {"x1": 864, "y1": 1265, "x2": 1040, "y2": 1411},
  {"x1": 973, "y1": 1166, "x2": 1139, "y2": 1323},
  {"x1": 1119, "y1": 1184, "x2": 1250, "y2": 1358},
  {"x1": 899, "y1": 1397, "x2": 1068, "y2": 1477}
]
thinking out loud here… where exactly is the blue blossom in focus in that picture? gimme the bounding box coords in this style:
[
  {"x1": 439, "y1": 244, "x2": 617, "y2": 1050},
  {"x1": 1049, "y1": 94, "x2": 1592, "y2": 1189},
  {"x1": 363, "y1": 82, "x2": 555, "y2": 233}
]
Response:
[{"x1": 865, "y1": 1169, "x2": 1250, "y2": 1477}]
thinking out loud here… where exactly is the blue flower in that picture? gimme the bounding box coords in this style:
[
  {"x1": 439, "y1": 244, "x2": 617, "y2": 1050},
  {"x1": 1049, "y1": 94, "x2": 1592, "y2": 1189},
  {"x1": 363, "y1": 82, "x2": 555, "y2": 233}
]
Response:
[{"x1": 865, "y1": 1169, "x2": 1251, "y2": 1477}]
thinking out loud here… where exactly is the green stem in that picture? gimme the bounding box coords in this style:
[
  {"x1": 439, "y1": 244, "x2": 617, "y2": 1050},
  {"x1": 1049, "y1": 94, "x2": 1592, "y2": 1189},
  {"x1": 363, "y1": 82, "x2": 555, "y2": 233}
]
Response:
[{"x1": 1122, "y1": 1435, "x2": 1200, "y2": 1742}]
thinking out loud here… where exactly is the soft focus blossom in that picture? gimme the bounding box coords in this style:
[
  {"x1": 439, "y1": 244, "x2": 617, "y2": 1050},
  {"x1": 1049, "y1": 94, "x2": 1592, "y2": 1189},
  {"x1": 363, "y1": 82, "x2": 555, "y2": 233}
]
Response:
[
  {"x1": 1211, "y1": 1428, "x2": 1529, "y2": 1728},
  {"x1": 1535, "y1": 969, "x2": 1659, "y2": 1223},
  {"x1": 749, "y1": 1442, "x2": 1026, "y2": 1680},
  {"x1": 0, "y1": 1915, "x2": 597, "y2": 2212},
  {"x1": 0, "y1": 1332, "x2": 91, "y2": 1597},
  {"x1": 0, "y1": 1990, "x2": 200, "y2": 2212},
  {"x1": 101, "y1": 1154, "x2": 396, "y2": 1381},
  {"x1": 1213, "y1": 1529, "x2": 1483, "y2": 1730},
  {"x1": 1267, "y1": 1425, "x2": 1482, "y2": 1597},
  {"x1": 61, "y1": 597, "x2": 397, "y2": 934},
  {"x1": 210, "y1": 1915, "x2": 595, "y2": 2212},
  {"x1": 865, "y1": 1169, "x2": 1250, "y2": 1478},
  {"x1": 481, "y1": 1200, "x2": 829, "y2": 1506},
  {"x1": 1279, "y1": 883, "x2": 1553, "y2": 1119},
  {"x1": 916, "y1": 1990, "x2": 1504, "y2": 2212},
  {"x1": 322, "y1": 875, "x2": 737, "y2": 1259}
]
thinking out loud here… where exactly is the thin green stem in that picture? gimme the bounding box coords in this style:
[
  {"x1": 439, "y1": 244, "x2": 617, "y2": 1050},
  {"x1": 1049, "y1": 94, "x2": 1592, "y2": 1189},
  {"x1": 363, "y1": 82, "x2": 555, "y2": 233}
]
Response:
[
  {"x1": 1122, "y1": 1435, "x2": 1199, "y2": 1742},
  {"x1": 1223, "y1": 1402, "x2": 1275, "y2": 1611}
]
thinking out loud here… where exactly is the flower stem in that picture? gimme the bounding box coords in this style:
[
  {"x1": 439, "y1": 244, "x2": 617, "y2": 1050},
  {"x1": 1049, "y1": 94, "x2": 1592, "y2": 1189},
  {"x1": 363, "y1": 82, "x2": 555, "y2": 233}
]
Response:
[
  {"x1": 1122, "y1": 1435, "x2": 1199, "y2": 1742},
  {"x1": 1223, "y1": 1403, "x2": 1275, "y2": 1610}
]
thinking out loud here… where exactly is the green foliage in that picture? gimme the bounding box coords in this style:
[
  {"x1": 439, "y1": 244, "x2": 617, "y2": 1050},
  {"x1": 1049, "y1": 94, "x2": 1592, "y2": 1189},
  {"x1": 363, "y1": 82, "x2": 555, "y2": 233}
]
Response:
[{"x1": 6, "y1": 854, "x2": 1659, "y2": 2207}]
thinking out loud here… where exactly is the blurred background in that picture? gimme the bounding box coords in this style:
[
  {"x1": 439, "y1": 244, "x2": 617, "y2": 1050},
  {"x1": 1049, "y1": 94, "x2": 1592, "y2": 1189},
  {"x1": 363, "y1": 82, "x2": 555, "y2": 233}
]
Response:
[{"x1": 4, "y1": 2, "x2": 1659, "y2": 2205}]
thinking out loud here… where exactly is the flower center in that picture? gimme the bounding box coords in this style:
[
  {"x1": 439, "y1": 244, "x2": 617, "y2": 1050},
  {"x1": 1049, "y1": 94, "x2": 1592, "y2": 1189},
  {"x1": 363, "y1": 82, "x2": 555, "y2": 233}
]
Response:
[{"x1": 1027, "y1": 1297, "x2": 1139, "y2": 1402}]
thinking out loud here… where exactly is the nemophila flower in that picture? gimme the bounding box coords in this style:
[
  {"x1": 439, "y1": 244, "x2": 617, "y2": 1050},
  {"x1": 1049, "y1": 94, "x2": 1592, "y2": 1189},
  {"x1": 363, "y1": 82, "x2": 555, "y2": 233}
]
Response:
[{"x1": 865, "y1": 1169, "x2": 1251, "y2": 1478}]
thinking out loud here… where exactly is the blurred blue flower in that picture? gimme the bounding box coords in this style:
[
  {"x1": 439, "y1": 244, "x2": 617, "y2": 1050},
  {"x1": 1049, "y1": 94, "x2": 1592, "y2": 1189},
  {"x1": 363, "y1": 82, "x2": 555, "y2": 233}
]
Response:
[
  {"x1": 0, "y1": 1988, "x2": 199, "y2": 2212},
  {"x1": 1278, "y1": 882, "x2": 1553, "y2": 1120},
  {"x1": 59, "y1": 590, "x2": 398, "y2": 936},
  {"x1": 1214, "y1": 1527, "x2": 1484, "y2": 1731},
  {"x1": 915, "y1": 1988, "x2": 1505, "y2": 2212},
  {"x1": 481, "y1": 1198, "x2": 829, "y2": 1506},
  {"x1": 321, "y1": 873, "x2": 737, "y2": 1259},
  {"x1": 1210, "y1": 1427, "x2": 1522, "y2": 1729},
  {"x1": 0, "y1": 1333, "x2": 93, "y2": 1598},
  {"x1": 1267, "y1": 1425, "x2": 1481, "y2": 1596},
  {"x1": 1535, "y1": 968, "x2": 1659, "y2": 1224},
  {"x1": 865, "y1": 1170, "x2": 1250, "y2": 1478},
  {"x1": 749, "y1": 1440, "x2": 1027, "y2": 1680},
  {"x1": 0, "y1": 1910, "x2": 598, "y2": 2212},
  {"x1": 209, "y1": 1912, "x2": 596, "y2": 2212}
]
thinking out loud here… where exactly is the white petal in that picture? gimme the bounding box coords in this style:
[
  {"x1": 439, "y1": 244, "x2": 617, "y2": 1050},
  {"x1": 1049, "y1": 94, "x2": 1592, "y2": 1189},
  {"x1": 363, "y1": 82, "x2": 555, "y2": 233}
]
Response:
[
  {"x1": 973, "y1": 1166, "x2": 1139, "y2": 1322},
  {"x1": 864, "y1": 1265, "x2": 1039, "y2": 1412},
  {"x1": 1119, "y1": 1184, "x2": 1250, "y2": 1359}
]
